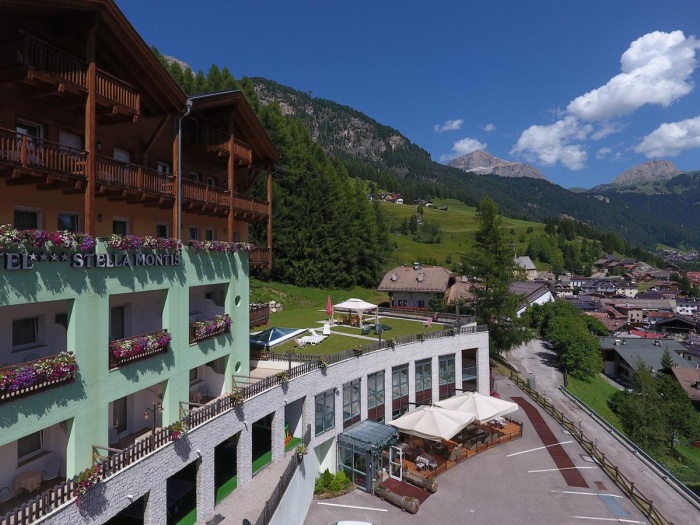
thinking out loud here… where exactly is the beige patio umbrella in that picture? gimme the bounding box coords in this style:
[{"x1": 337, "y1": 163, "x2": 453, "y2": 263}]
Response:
[
  {"x1": 388, "y1": 405, "x2": 475, "y2": 441},
  {"x1": 436, "y1": 392, "x2": 519, "y2": 423}
]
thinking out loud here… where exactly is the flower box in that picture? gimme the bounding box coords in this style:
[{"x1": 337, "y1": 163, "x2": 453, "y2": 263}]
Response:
[
  {"x1": 189, "y1": 314, "x2": 232, "y2": 344},
  {"x1": 109, "y1": 330, "x2": 171, "y2": 369},
  {"x1": 72, "y1": 465, "x2": 102, "y2": 505},
  {"x1": 0, "y1": 352, "x2": 78, "y2": 404}
]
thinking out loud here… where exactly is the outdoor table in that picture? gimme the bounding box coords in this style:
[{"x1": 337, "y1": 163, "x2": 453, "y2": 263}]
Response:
[
  {"x1": 13, "y1": 471, "x2": 42, "y2": 493},
  {"x1": 416, "y1": 453, "x2": 437, "y2": 470}
]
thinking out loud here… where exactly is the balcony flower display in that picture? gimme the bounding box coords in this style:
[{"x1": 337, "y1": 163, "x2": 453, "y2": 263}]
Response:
[
  {"x1": 105, "y1": 234, "x2": 182, "y2": 252},
  {"x1": 185, "y1": 239, "x2": 255, "y2": 254},
  {"x1": 168, "y1": 420, "x2": 188, "y2": 441},
  {"x1": 110, "y1": 332, "x2": 171, "y2": 360},
  {"x1": 72, "y1": 464, "x2": 102, "y2": 505},
  {"x1": 0, "y1": 224, "x2": 96, "y2": 252},
  {"x1": 0, "y1": 352, "x2": 78, "y2": 394},
  {"x1": 191, "y1": 314, "x2": 232, "y2": 339}
]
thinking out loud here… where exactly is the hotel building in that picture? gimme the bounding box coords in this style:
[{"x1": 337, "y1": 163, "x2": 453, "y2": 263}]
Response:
[{"x1": 0, "y1": 2, "x2": 490, "y2": 524}]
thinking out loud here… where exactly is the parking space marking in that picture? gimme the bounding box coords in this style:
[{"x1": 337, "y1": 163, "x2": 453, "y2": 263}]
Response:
[
  {"x1": 570, "y1": 517, "x2": 645, "y2": 524},
  {"x1": 316, "y1": 502, "x2": 388, "y2": 512},
  {"x1": 528, "y1": 466, "x2": 597, "y2": 473},
  {"x1": 551, "y1": 490, "x2": 622, "y2": 498},
  {"x1": 507, "y1": 440, "x2": 574, "y2": 457}
]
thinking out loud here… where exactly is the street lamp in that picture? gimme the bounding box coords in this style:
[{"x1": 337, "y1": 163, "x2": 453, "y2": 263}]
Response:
[
  {"x1": 144, "y1": 402, "x2": 163, "y2": 440},
  {"x1": 284, "y1": 349, "x2": 296, "y2": 374}
]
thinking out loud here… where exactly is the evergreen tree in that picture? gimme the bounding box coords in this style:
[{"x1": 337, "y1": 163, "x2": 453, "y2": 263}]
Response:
[{"x1": 462, "y1": 198, "x2": 531, "y2": 355}]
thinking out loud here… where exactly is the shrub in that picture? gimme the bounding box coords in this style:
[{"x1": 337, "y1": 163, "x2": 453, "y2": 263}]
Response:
[
  {"x1": 321, "y1": 468, "x2": 333, "y2": 487},
  {"x1": 335, "y1": 470, "x2": 351, "y2": 488},
  {"x1": 314, "y1": 477, "x2": 326, "y2": 494},
  {"x1": 328, "y1": 478, "x2": 344, "y2": 492}
]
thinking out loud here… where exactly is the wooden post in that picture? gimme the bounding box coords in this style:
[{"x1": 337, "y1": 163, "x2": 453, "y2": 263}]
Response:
[
  {"x1": 84, "y1": 26, "x2": 97, "y2": 235},
  {"x1": 227, "y1": 115, "x2": 235, "y2": 243},
  {"x1": 172, "y1": 119, "x2": 179, "y2": 238}
]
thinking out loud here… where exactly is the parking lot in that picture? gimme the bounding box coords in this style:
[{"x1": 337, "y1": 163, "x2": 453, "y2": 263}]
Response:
[{"x1": 304, "y1": 376, "x2": 648, "y2": 525}]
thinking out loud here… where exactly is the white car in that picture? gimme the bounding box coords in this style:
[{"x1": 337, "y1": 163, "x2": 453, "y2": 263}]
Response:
[{"x1": 329, "y1": 522, "x2": 374, "y2": 525}]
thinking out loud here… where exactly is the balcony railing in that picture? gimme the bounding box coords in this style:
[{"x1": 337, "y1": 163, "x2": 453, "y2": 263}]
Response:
[
  {"x1": 96, "y1": 156, "x2": 173, "y2": 196},
  {"x1": 0, "y1": 352, "x2": 77, "y2": 405},
  {"x1": 189, "y1": 314, "x2": 231, "y2": 344},
  {"x1": 182, "y1": 180, "x2": 229, "y2": 207},
  {"x1": 233, "y1": 192, "x2": 269, "y2": 218},
  {"x1": 108, "y1": 330, "x2": 170, "y2": 370},
  {"x1": 250, "y1": 303, "x2": 270, "y2": 328},
  {"x1": 0, "y1": 32, "x2": 139, "y2": 115},
  {"x1": 249, "y1": 248, "x2": 271, "y2": 268},
  {"x1": 0, "y1": 127, "x2": 86, "y2": 177},
  {"x1": 182, "y1": 124, "x2": 229, "y2": 155},
  {"x1": 232, "y1": 138, "x2": 253, "y2": 163}
]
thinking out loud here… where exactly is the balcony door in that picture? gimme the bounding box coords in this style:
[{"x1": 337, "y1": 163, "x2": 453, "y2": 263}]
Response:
[
  {"x1": 110, "y1": 305, "x2": 128, "y2": 341},
  {"x1": 111, "y1": 396, "x2": 129, "y2": 435}
]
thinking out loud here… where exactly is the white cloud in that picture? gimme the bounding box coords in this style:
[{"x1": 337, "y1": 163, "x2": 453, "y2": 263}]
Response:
[
  {"x1": 434, "y1": 119, "x2": 464, "y2": 133},
  {"x1": 596, "y1": 147, "x2": 612, "y2": 160},
  {"x1": 568, "y1": 31, "x2": 700, "y2": 121},
  {"x1": 440, "y1": 137, "x2": 487, "y2": 162},
  {"x1": 590, "y1": 121, "x2": 624, "y2": 141},
  {"x1": 481, "y1": 123, "x2": 496, "y2": 133},
  {"x1": 511, "y1": 116, "x2": 591, "y2": 170},
  {"x1": 635, "y1": 115, "x2": 700, "y2": 157}
]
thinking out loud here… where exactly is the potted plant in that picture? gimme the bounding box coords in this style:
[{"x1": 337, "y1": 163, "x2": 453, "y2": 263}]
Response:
[
  {"x1": 387, "y1": 338, "x2": 397, "y2": 349},
  {"x1": 229, "y1": 388, "x2": 245, "y2": 407},
  {"x1": 72, "y1": 464, "x2": 102, "y2": 505},
  {"x1": 276, "y1": 370, "x2": 289, "y2": 384},
  {"x1": 168, "y1": 420, "x2": 188, "y2": 440},
  {"x1": 416, "y1": 332, "x2": 426, "y2": 342},
  {"x1": 446, "y1": 327, "x2": 457, "y2": 336},
  {"x1": 296, "y1": 443, "x2": 308, "y2": 459},
  {"x1": 353, "y1": 345, "x2": 365, "y2": 356},
  {"x1": 317, "y1": 356, "x2": 329, "y2": 371}
]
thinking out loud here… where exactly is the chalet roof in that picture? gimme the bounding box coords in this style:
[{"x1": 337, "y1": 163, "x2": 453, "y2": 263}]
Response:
[
  {"x1": 445, "y1": 280, "x2": 476, "y2": 304},
  {"x1": 377, "y1": 265, "x2": 454, "y2": 293},
  {"x1": 599, "y1": 337, "x2": 692, "y2": 371},
  {"x1": 586, "y1": 312, "x2": 625, "y2": 333},
  {"x1": 509, "y1": 281, "x2": 551, "y2": 304},
  {"x1": 515, "y1": 256, "x2": 536, "y2": 271},
  {"x1": 670, "y1": 368, "x2": 700, "y2": 403}
]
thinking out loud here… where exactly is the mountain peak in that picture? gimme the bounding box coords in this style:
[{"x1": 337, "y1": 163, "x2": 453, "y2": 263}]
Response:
[
  {"x1": 611, "y1": 160, "x2": 682, "y2": 185},
  {"x1": 447, "y1": 150, "x2": 548, "y2": 180}
]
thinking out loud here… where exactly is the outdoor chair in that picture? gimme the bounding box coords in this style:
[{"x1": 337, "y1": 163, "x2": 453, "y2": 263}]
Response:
[
  {"x1": 0, "y1": 487, "x2": 16, "y2": 513},
  {"x1": 293, "y1": 338, "x2": 306, "y2": 349},
  {"x1": 448, "y1": 443, "x2": 463, "y2": 462},
  {"x1": 322, "y1": 323, "x2": 331, "y2": 336},
  {"x1": 41, "y1": 459, "x2": 62, "y2": 484},
  {"x1": 361, "y1": 325, "x2": 371, "y2": 335},
  {"x1": 424, "y1": 318, "x2": 432, "y2": 328}
]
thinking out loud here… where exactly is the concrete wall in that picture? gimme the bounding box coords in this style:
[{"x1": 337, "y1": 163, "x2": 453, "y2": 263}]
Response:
[{"x1": 270, "y1": 451, "x2": 317, "y2": 525}]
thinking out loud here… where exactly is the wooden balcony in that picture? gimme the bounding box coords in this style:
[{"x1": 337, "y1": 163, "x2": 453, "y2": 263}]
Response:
[
  {"x1": 108, "y1": 330, "x2": 170, "y2": 370},
  {"x1": 0, "y1": 127, "x2": 86, "y2": 188},
  {"x1": 96, "y1": 156, "x2": 174, "y2": 207},
  {"x1": 182, "y1": 180, "x2": 229, "y2": 216},
  {"x1": 233, "y1": 192, "x2": 269, "y2": 220},
  {"x1": 249, "y1": 303, "x2": 270, "y2": 328},
  {"x1": 0, "y1": 353, "x2": 77, "y2": 405},
  {"x1": 249, "y1": 248, "x2": 271, "y2": 269},
  {"x1": 0, "y1": 32, "x2": 139, "y2": 121},
  {"x1": 182, "y1": 124, "x2": 253, "y2": 164}
]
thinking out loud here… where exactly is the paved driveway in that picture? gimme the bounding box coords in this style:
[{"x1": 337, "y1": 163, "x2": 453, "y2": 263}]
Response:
[{"x1": 304, "y1": 377, "x2": 648, "y2": 525}]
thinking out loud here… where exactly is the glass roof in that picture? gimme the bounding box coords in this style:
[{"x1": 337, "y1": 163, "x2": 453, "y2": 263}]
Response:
[{"x1": 338, "y1": 420, "x2": 398, "y2": 452}]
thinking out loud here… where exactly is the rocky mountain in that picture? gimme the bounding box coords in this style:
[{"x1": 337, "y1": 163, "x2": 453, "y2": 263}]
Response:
[
  {"x1": 447, "y1": 150, "x2": 548, "y2": 180},
  {"x1": 611, "y1": 160, "x2": 682, "y2": 186}
]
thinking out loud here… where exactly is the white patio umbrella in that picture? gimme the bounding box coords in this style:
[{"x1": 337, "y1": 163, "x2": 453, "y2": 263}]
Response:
[
  {"x1": 389, "y1": 405, "x2": 475, "y2": 441},
  {"x1": 332, "y1": 298, "x2": 379, "y2": 326},
  {"x1": 436, "y1": 392, "x2": 519, "y2": 423}
]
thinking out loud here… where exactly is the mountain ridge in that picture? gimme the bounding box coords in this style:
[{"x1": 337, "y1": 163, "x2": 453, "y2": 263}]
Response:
[{"x1": 447, "y1": 150, "x2": 548, "y2": 180}]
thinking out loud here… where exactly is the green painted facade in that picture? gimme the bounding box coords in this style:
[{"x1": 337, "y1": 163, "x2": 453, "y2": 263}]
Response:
[{"x1": 0, "y1": 242, "x2": 250, "y2": 477}]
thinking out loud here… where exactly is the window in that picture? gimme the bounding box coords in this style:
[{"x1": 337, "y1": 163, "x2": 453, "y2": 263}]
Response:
[
  {"x1": 315, "y1": 389, "x2": 335, "y2": 436},
  {"x1": 207, "y1": 176, "x2": 216, "y2": 187},
  {"x1": 157, "y1": 162, "x2": 171, "y2": 175},
  {"x1": 392, "y1": 365, "x2": 409, "y2": 418},
  {"x1": 17, "y1": 431, "x2": 43, "y2": 462},
  {"x1": 156, "y1": 223, "x2": 168, "y2": 238},
  {"x1": 12, "y1": 317, "x2": 39, "y2": 348},
  {"x1": 110, "y1": 305, "x2": 126, "y2": 341},
  {"x1": 343, "y1": 379, "x2": 361, "y2": 429},
  {"x1": 58, "y1": 130, "x2": 81, "y2": 151},
  {"x1": 189, "y1": 226, "x2": 199, "y2": 241},
  {"x1": 190, "y1": 171, "x2": 201, "y2": 183},
  {"x1": 205, "y1": 228, "x2": 215, "y2": 241},
  {"x1": 367, "y1": 371, "x2": 385, "y2": 423},
  {"x1": 439, "y1": 354, "x2": 456, "y2": 400},
  {"x1": 415, "y1": 359, "x2": 432, "y2": 406},
  {"x1": 112, "y1": 397, "x2": 127, "y2": 434},
  {"x1": 16, "y1": 120, "x2": 43, "y2": 140},
  {"x1": 113, "y1": 218, "x2": 129, "y2": 235},
  {"x1": 57, "y1": 212, "x2": 79, "y2": 232},
  {"x1": 113, "y1": 147, "x2": 130, "y2": 163},
  {"x1": 189, "y1": 367, "x2": 201, "y2": 385},
  {"x1": 14, "y1": 208, "x2": 40, "y2": 230},
  {"x1": 233, "y1": 231, "x2": 239, "y2": 243}
]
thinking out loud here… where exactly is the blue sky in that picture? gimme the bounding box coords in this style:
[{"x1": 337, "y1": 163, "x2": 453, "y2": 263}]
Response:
[{"x1": 118, "y1": 0, "x2": 700, "y2": 189}]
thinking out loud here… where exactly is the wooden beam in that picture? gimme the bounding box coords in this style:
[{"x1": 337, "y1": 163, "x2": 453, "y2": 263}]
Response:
[{"x1": 84, "y1": 25, "x2": 97, "y2": 235}]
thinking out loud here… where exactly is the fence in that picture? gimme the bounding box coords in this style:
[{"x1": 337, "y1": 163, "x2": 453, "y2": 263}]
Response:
[
  {"x1": 254, "y1": 424, "x2": 312, "y2": 525},
  {"x1": 510, "y1": 371, "x2": 672, "y2": 525}
]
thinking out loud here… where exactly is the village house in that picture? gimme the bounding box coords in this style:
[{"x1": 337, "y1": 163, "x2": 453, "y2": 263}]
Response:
[
  {"x1": 377, "y1": 263, "x2": 455, "y2": 310},
  {"x1": 598, "y1": 337, "x2": 692, "y2": 383}
]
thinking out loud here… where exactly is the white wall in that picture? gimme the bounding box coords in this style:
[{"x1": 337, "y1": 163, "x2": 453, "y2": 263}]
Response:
[
  {"x1": 270, "y1": 451, "x2": 317, "y2": 525},
  {"x1": 109, "y1": 289, "x2": 163, "y2": 338},
  {"x1": 0, "y1": 299, "x2": 68, "y2": 363}
]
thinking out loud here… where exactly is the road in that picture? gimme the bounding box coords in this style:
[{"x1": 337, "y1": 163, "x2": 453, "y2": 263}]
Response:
[{"x1": 507, "y1": 338, "x2": 700, "y2": 525}]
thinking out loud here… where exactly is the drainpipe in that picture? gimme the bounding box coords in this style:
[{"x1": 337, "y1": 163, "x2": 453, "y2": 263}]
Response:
[{"x1": 177, "y1": 99, "x2": 193, "y2": 240}]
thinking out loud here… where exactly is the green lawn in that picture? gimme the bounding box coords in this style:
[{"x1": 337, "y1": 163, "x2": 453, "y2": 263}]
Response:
[
  {"x1": 252, "y1": 450, "x2": 272, "y2": 474},
  {"x1": 215, "y1": 475, "x2": 237, "y2": 504},
  {"x1": 567, "y1": 375, "x2": 623, "y2": 430},
  {"x1": 173, "y1": 508, "x2": 197, "y2": 525}
]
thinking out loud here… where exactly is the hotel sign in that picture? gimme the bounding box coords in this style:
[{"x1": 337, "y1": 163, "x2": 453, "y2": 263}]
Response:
[{"x1": 0, "y1": 251, "x2": 181, "y2": 271}]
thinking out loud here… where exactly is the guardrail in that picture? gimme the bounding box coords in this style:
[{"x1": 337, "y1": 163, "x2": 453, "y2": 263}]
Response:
[
  {"x1": 560, "y1": 386, "x2": 700, "y2": 509},
  {"x1": 510, "y1": 371, "x2": 672, "y2": 525},
  {"x1": 255, "y1": 424, "x2": 312, "y2": 525}
]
